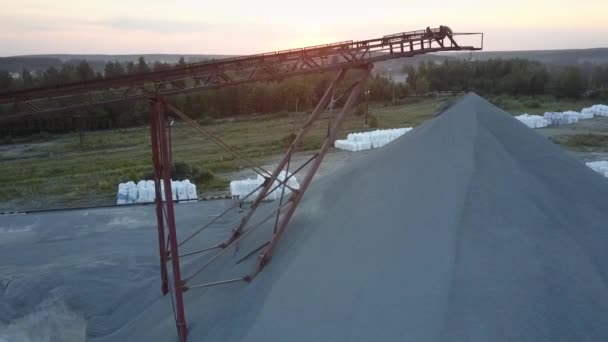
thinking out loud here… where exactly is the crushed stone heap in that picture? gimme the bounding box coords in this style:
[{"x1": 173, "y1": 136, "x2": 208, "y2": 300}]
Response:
[{"x1": 93, "y1": 93, "x2": 608, "y2": 342}]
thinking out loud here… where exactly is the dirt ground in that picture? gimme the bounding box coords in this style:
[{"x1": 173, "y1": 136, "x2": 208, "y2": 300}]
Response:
[{"x1": 535, "y1": 116, "x2": 608, "y2": 163}]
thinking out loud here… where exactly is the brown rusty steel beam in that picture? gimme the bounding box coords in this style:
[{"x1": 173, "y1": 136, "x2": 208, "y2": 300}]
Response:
[
  {"x1": 222, "y1": 68, "x2": 348, "y2": 247},
  {"x1": 149, "y1": 101, "x2": 170, "y2": 296},
  {"x1": 253, "y1": 64, "x2": 372, "y2": 276},
  {"x1": 149, "y1": 98, "x2": 188, "y2": 341}
]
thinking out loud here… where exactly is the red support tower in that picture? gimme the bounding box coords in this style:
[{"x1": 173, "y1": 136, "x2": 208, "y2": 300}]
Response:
[{"x1": 149, "y1": 97, "x2": 188, "y2": 341}]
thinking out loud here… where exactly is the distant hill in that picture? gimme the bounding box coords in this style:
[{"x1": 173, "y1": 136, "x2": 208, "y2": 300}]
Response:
[
  {"x1": 467, "y1": 48, "x2": 608, "y2": 65},
  {"x1": 2, "y1": 48, "x2": 607, "y2": 74},
  {"x1": 0, "y1": 56, "x2": 64, "y2": 73},
  {"x1": 374, "y1": 48, "x2": 608, "y2": 73},
  {"x1": 0, "y1": 54, "x2": 229, "y2": 73}
]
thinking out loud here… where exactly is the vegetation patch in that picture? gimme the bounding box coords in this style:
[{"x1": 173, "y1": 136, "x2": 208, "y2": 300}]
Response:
[
  {"x1": 551, "y1": 134, "x2": 608, "y2": 151},
  {"x1": 367, "y1": 115, "x2": 379, "y2": 128}
]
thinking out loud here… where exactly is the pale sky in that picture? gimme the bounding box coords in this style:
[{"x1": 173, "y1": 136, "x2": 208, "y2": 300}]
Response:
[{"x1": 0, "y1": 0, "x2": 607, "y2": 56}]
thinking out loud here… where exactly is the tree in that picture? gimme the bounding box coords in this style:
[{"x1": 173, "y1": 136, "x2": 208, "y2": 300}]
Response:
[
  {"x1": 125, "y1": 61, "x2": 137, "y2": 74},
  {"x1": 137, "y1": 57, "x2": 150, "y2": 73},
  {"x1": 555, "y1": 66, "x2": 584, "y2": 98},
  {"x1": 43, "y1": 66, "x2": 60, "y2": 85},
  {"x1": 153, "y1": 61, "x2": 170, "y2": 71},
  {"x1": 414, "y1": 75, "x2": 430, "y2": 95},
  {"x1": 404, "y1": 65, "x2": 416, "y2": 86},
  {"x1": 59, "y1": 64, "x2": 77, "y2": 83},
  {"x1": 21, "y1": 68, "x2": 34, "y2": 87},
  {"x1": 104, "y1": 61, "x2": 126, "y2": 77},
  {"x1": 368, "y1": 74, "x2": 392, "y2": 101},
  {"x1": 77, "y1": 61, "x2": 95, "y2": 81},
  {"x1": 0, "y1": 70, "x2": 12, "y2": 90}
]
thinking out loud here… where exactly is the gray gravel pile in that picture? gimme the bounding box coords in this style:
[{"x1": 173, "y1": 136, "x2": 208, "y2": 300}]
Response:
[{"x1": 98, "y1": 93, "x2": 608, "y2": 341}]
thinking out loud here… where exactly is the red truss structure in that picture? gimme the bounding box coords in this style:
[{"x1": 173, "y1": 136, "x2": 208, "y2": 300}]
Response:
[{"x1": 0, "y1": 26, "x2": 482, "y2": 341}]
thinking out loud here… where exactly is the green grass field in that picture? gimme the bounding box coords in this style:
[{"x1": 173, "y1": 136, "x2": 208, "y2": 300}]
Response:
[{"x1": 0, "y1": 95, "x2": 596, "y2": 211}]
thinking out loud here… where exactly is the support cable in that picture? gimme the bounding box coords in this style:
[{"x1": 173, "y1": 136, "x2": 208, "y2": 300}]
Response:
[
  {"x1": 176, "y1": 184, "x2": 263, "y2": 248},
  {"x1": 186, "y1": 277, "x2": 248, "y2": 290},
  {"x1": 178, "y1": 245, "x2": 222, "y2": 259},
  {"x1": 236, "y1": 241, "x2": 270, "y2": 264},
  {"x1": 176, "y1": 153, "x2": 317, "y2": 249},
  {"x1": 273, "y1": 147, "x2": 292, "y2": 233},
  {"x1": 184, "y1": 200, "x2": 292, "y2": 283},
  {"x1": 167, "y1": 103, "x2": 299, "y2": 194},
  {"x1": 167, "y1": 104, "x2": 270, "y2": 178}
]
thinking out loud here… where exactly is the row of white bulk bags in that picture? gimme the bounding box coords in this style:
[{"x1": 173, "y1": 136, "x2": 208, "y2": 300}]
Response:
[
  {"x1": 582, "y1": 104, "x2": 608, "y2": 117},
  {"x1": 543, "y1": 111, "x2": 579, "y2": 125},
  {"x1": 334, "y1": 139, "x2": 371, "y2": 152},
  {"x1": 172, "y1": 180, "x2": 197, "y2": 202},
  {"x1": 230, "y1": 172, "x2": 300, "y2": 202},
  {"x1": 516, "y1": 103, "x2": 607, "y2": 129},
  {"x1": 515, "y1": 114, "x2": 551, "y2": 129},
  {"x1": 566, "y1": 110, "x2": 594, "y2": 120},
  {"x1": 336, "y1": 128, "x2": 412, "y2": 152},
  {"x1": 116, "y1": 179, "x2": 197, "y2": 204},
  {"x1": 369, "y1": 130, "x2": 392, "y2": 148},
  {"x1": 230, "y1": 177, "x2": 263, "y2": 201},
  {"x1": 586, "y1": 161, "x2": 608, "y2": 178},
  {"x1": 160, "y1": 180, "x2": 198, "y2": 202}
]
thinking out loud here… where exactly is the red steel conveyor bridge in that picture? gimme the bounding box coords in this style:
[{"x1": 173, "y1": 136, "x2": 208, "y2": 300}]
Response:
[{"x1": 0, "y1": 26, "x2": 482, "y2": 341}]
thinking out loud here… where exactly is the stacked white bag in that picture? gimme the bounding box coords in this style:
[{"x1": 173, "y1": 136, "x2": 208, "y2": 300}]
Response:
[
  {"x1": 116, "y1": 179, "x2": 198, "y2": 204},
  {"x1": 230, "y1": 172, "x2": 300, "y2": 202},
  {"x1": 125, "y1": 181, "x2": 138, "y2": 204},
  {"x1": 586, "y1": 161, "x2": 608, "y2": 178},
  {"x1": 184, "y1": 180, "x2": 198, "y2": 202},
  {"x1": 116, "y1": 182, "x2": 131, "y2": 204},
  {"x1": 515, "y1": 114, "x2": 551, "y2": 128},
  {"x1": 135, "y1": 180, "x2": 155, "y2": 203},
  {"x1": 145, "y1": 180, "x2": 155, "y2": 202},
  {"x1": 335, "y1": 128, "x2": 412, "y2": 152}
]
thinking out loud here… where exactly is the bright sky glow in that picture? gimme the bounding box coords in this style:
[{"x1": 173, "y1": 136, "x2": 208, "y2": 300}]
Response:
[{"x1": 0, "y1": 0, "x2": 606, "y2": 56}]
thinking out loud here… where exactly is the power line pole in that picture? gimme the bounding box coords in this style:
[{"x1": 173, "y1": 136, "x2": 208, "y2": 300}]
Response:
[
  {"x1": 365, "y1": 89, "x2": 370, "y2": 125},
  {"x1": 392, "y1": 75, "x2": 396, "y2": 106}
]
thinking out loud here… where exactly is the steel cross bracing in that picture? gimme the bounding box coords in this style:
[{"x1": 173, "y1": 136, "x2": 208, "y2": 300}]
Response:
[
  {"x1": 0, "y1": 26, "x2": 482, "y2": 341},
  {"x1": 0, "y1": 27, "x2": 481, "y2": 121}
]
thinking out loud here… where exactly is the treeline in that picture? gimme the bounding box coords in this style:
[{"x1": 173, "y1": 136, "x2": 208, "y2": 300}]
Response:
[
  {"x1": 0, "y1": 56, "x2": 177, "y2": 89},
  {"x1": 405, "y1": 59, "x2": 608, "y2": 99},
  {"x1": 0, "y1": 57, "x2": 407, "y2": 137},
  {"x1": 1, "y1": 57, "x2": 608, "y2": 138}
]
